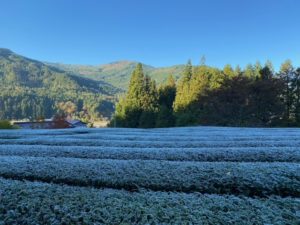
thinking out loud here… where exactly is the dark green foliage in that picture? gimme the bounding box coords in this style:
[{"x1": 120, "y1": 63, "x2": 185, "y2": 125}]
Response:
[
  {"x1": 110, "y1": 64, "x2": 159, "y2": 128},
  {"x1": 156, "y1": 75, "x2": 176, "y2": 127},
  {"x1": 0, "y1": 120, "x2": 15, "y2": 129},
  {"x1": 174, "y1": 62, "x2": 224, "y2": 126},
  {"x1": 155, "y1": 105, "x2": 175, "y2": 128},
  {"x1": 173, "y1": 61, "x2": 193, "y2": 115},
  {"x1": 158, "y1": 76, "x2": 176, "y2": 108},
  {"x1": 195, "y1": 76, "x2": 252, "y2": 126},
  {"x1": 278, "y1": 60, "x2": 294, "y2": 123},
  {"x1": 171, "y1": 60, "x2": 300, "y2": 127},
  {"x1": 194, "y1": 70, "x2": 284, "y2": 126},
  {"x1": 223, "y1": 64, "x2": 235, "y2": 78},
  {"x1": 250, "y1": 67, "x2": 284, "y2": 125},
  {"x1": 112, "y1": 58, "x2": 300, "y2": 128},
  {"x1": 293, "y1": 68, "x2": 300, "y2": 124},
  {"x1": 139, "y1": 110, "x2": 157, "y2": 128}
]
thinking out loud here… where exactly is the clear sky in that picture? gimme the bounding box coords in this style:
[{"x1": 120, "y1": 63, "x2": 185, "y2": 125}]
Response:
[{"x1": 0, "y1": 0, "x2": 299, "y2": 69}]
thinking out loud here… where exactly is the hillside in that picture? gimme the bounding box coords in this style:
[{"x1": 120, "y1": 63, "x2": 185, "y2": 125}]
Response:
[
  {"x1": 0, "y1": 48, "x2": 120, "y2": 120},
  {"x1": 0, "y1": 48, "x2": 119, "y2": 94},
  {"x1": 48, "y1": 61, "x2": 185, "y2": 90},
  {"x1": 0, "y1": 48, "x2": 184, "y2": 120}
]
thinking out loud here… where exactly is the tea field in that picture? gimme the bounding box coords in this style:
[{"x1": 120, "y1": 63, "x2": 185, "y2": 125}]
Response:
[{"x1": 0, "y1": 127, "x2": 299, "y2": 224}]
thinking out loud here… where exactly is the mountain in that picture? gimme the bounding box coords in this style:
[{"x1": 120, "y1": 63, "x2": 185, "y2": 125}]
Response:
[
  {"x1": 0, "y1": 48, "x2": 119, "y2": 95},
  {"x1": 48, "y1": 61, "x2": 185, "y2": 90},
  {"x1": 0, "y1": 48, "x2": 184, "y2": 120},
  {"x1": 0, "y1": 48, "x2": 120, "y2": 120}
]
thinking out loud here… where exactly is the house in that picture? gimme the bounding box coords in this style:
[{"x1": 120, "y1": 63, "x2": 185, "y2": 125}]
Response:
[
  {"x1": 13, "y1": 120, "x2": 74, "y2": 129},
  {"x1": 66, "y1": 119, "x2": 87, "y2": 128},
  {"x1": 13, "y1": 118, "x2": 87, "y2": 129},
  {"x1": 13, "y1": 121, "x2": 57, "y2": 129}
]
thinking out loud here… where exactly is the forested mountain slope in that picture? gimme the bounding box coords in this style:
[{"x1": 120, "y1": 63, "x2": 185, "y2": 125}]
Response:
[
  {"x1": 0, "y1": 48, "x2": 120, "y2": 120},
  {"x1": 48, "y1": 61, "x2": 184, "y2": 90}
]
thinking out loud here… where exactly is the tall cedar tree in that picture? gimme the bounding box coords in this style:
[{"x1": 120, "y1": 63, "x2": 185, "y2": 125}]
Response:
[
  {"x1": 173, "y1": 60, "x2": 193, "y2": 113},
  {"x1": 278, "y1": 60, "x2": 294, "y2": 123},
  {"x1": 156, "y1": 75, "x2": 176, "y2": 127},
  {"x1": 173, "y1": 60, "x2": 199, "y2": 126},
  {"x1": 249, "y1": 66, "x2": 284, "y2": 125},
  {"x1": 112, "y1": 63, "x2": 158, "y2": 128},
  {"x1": 293, "y1": 68, "x2": 300, "y2": 124}
]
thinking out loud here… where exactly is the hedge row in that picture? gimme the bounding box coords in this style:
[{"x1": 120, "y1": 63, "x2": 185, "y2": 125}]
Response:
[
  {"x1": 0, "y1": 178, "x2": 299, "y2": 225},
  {"x1": 0, "y1": 145, "x2": 299, "y2": 162},
  {"x1": 0, "y1": 156, "x2": 299, "y2": 197},
  {"x1": 1, "y1": 138, "x2": 300, "y2": 148}
]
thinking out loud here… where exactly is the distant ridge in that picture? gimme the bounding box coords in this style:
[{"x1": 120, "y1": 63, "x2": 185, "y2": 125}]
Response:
[
  {"x1": 0, "y1": 48, "x2": 184, "y2": 90},
  {"x1": 0, "y1": 48, "x2": 119, "y2": 94},
  {"x1": 47, "y1": 61, "x2": 185, "y2": 90}
]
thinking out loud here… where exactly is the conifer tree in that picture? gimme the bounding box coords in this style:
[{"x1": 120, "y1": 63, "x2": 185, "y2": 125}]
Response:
[
  {"x1": 156, "y1": 75, "x2": 176, "y2": 127},
  {"x1": 173, "y1": 60, "x2": 197, "y2": 125},
  {"x1": 244, "y1": 64, "x2": 256, "y2": 78},
  {"x1": 254, "y1": 61, "x2": 262, "y2": 78},
  {"x1": 234, "y1": 65, "x2": 242, "y2": 76},
  {"x1": 249, "y1": 66, "x2": 284, "y2": 125},
  {"x1": 223, "y1": 64, "x2": 235, "y2": 78},
  {"x1": 112, "y1": 63, "x2": 158, "y2": 128},
  {"x1": 279, "y1": 60, "x2": 294, "y2": 122},
  {"x1": 265, "y1": 60, "x2": 275, "y2": 74},
  {"x1": 126, "y1": 63, "x2": 145, "y2": 109},
  {"x1": 292, "y1": 68, "x2": 300, "y2": 124},
  {"x1": 139, "y1": 75, "x2": 158, "y2": 128},
  {"x1": 173, "y1": 60, "x2": 193, "y2": 113}
]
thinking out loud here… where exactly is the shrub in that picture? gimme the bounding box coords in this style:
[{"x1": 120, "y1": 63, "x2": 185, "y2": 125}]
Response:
[{"x1": 0, "y1": 120, "x2": 15, "y2": 129}]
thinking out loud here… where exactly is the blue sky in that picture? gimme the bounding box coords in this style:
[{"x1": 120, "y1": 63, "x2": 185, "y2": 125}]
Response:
[{"x1": 0, "y1": 0, "x2": 299, "y2": 69}]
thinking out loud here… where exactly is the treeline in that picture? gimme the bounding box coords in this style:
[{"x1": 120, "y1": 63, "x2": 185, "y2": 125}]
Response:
[
  {"x1": 0, "y1": 87, "x2": 114, "y2": 121},
  {"x1": 111, "y1": 60, "x2": 300, "y2": 128}
]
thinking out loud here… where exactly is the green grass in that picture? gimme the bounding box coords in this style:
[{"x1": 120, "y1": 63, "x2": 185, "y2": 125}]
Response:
[{"x1": 0, "y1": 121, "x2": 16, "y2": 129}]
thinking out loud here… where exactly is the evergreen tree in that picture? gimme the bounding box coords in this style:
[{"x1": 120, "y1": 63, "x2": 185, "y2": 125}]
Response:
[
  {"x1": 234, "y1": 65, "x2": 242, "y2": 76},
  {"x1": 223, "y1": 64, "x2": 235, "y2": 78},
  {"x1": 278, "y1": 60, "x2": 294, "y2": 123},
  {"x1": 244, "y1": 64, "x2": 256, "y2": 78},
  {"x1": 249, "y1": 66, "x2": 284, "y2": 125},
  {"x1": 173, "y1": 60, "x2": 193, "y2": 113},
  {"x1": 292, "y1": 68, "x2": 300, "y2": 124},
  {"x1": 156, "y1": 75, "x2": 176, "y2": 127},
  {"x1": 254, "y1": 61, "x2": 262, "y2": 78},
  {"x1": 158, "y1": 75, "x2": 176, "y2": 108},
  {"x1": 200, "y1": 55, "x2": 206, "y2": 66},
  {"x1": 139, "y1": 75, "x2": 158, "y2": 128},
  {"x1": 112, "y1": 63, "x2": 158, "y2": 128},
  {"x1": 265, "y1": 60, "x2": 275, "y2": 74}
]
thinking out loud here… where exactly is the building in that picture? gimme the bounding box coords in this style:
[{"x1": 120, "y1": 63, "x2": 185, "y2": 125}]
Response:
[
  {"x1": 66, "y1": 119, "x2": 87, "y2": 128},
  {"x1": 13, "y1": 118, "x2": 87, "y2": 129},
  {"x1": 13, "y1": 120, "x2": 73, "y2": 129}
]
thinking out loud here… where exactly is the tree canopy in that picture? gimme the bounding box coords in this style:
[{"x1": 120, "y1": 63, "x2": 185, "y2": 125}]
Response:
[{"x1": 111, "y1": 60, "x2": 300, "y2": 128}]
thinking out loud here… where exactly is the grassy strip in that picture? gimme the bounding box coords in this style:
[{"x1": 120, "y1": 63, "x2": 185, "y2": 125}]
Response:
[{"x1": 0, "y1": 156, "x2": 298, "y2": 197}]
